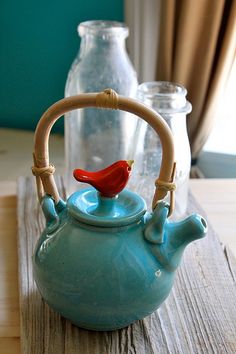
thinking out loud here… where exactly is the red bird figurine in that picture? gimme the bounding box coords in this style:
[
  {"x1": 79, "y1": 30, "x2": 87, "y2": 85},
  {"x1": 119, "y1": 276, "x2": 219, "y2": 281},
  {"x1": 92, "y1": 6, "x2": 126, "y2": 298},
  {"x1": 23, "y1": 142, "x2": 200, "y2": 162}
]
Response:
[{"x1": 73, "y1": 160, "x2": 134, "y2": 197}]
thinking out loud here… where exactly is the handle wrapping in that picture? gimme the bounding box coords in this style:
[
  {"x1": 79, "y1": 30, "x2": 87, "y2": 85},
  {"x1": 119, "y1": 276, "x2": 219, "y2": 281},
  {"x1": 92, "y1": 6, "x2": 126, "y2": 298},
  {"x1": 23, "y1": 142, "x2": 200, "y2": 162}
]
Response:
[{"x1": 32, "y1": 89, "x2": 176, "y2": 215}]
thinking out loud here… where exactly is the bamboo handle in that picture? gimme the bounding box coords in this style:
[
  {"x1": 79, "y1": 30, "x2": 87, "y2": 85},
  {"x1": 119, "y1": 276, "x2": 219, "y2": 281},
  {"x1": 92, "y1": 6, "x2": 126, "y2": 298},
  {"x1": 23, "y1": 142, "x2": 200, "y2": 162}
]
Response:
[{"x1": 32, "y1": 89, "x2": 176, "y2": 215}]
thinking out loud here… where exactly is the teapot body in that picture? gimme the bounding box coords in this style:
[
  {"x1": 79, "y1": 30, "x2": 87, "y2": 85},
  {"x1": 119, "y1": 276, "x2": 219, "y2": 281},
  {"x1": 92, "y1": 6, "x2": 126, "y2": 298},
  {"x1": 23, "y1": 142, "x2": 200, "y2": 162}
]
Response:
[
  {"x1": 31, "y1": 90, "x2": 207, "y2": 331},
  {"x1": 33, "y1": 198, "x2": 175, "y2": 331}
]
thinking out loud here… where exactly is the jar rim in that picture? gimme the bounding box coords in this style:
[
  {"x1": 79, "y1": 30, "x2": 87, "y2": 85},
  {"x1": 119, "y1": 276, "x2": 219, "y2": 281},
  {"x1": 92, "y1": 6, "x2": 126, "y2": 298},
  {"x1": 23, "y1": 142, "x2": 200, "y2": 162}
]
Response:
[
  {"x1": 78, "y1": 20, "x2": 129, "y2": 38},
  {"x1": 138, "y1": 81, "x2": 188, "y2": 98},
  {"x1": 137, "y1": 81, "x2": 192, "y2": 114}
]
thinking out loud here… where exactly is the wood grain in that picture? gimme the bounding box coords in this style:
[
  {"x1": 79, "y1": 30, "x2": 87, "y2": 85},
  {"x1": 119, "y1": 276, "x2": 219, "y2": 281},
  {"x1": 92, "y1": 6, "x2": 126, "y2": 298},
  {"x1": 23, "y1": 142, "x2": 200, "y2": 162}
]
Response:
[
  {"x1": 0, "y1": 195, "x2": 20, "y2": 337},
  {"x1": 17, "y1": 177, "x2": 236, "y2": 354}
]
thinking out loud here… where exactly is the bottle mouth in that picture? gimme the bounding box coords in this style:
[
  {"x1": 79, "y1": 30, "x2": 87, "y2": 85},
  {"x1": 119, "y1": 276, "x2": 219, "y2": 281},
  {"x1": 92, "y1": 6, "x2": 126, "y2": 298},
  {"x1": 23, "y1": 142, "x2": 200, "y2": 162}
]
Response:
[
  {"x1": 137, "y1": 81, "x2": 192, "y2": 114},
  {"x1": 78, "y1": 20, "x2": 129, "y2": 39}
]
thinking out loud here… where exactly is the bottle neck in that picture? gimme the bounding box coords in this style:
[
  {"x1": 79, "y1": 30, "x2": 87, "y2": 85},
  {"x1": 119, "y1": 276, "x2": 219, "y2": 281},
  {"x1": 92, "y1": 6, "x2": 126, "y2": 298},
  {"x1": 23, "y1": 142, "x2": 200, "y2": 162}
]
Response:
[
  {"x1": 80, "y1": 34, "x2": 126, "y2": 52},
  {"x1": 78, "y1": 20, "x2": 128, "y2": 56}
]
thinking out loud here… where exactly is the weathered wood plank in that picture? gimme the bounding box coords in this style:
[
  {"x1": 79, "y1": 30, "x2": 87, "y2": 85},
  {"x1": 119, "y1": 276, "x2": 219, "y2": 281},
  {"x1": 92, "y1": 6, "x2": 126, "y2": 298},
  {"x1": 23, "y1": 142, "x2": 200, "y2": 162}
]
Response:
[
  {"x1": 17, "y1": 176, "x2": 236, "y2": 354},
  {"x1": 0, "y1": 195, "x2": 20, "y2": 337}
]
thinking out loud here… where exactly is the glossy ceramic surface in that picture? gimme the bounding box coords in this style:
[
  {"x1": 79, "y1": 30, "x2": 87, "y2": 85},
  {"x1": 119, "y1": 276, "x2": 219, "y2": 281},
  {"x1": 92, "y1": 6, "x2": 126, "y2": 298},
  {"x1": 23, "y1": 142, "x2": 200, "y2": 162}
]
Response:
[
  {"x1": 67, "y1": 188, "x2": 146, "y2": 227},
  {"x1": 33, "y1": 188, "x2": 207, "y2": 331},
  {"x1": 73, "y1": 160, "x2": 133, "y2": 197}
]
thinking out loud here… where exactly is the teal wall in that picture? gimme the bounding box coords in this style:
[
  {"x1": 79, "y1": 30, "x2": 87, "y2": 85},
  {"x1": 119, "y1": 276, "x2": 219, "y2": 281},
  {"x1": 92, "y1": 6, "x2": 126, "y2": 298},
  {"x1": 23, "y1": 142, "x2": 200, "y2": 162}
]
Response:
[{"x1": 0, "y1": 0, "x2": 124, "y2": 133}]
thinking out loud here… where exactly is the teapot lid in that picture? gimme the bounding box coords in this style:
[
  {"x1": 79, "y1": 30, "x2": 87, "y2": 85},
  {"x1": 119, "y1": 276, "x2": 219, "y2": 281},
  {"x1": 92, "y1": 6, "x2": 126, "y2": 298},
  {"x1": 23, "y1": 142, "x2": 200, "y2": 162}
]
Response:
[{"x1": 67, "y1": 188, "x2": 147, "y2": 227}]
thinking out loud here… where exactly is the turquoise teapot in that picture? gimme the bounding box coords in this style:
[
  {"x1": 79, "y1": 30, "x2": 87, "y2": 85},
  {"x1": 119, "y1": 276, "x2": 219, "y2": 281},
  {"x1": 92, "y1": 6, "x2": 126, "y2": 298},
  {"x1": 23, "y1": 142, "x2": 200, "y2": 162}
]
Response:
[{"x1": 32, "y1": 89, "x2": 207, "y2": 331}]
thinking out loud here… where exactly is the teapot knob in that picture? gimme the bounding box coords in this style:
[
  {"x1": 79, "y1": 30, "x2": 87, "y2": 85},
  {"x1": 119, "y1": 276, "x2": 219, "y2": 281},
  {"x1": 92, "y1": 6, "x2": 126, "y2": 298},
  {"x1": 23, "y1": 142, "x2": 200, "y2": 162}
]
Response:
[{"x1": 73, "y1": 160, "x2": 134, "y2": 197}]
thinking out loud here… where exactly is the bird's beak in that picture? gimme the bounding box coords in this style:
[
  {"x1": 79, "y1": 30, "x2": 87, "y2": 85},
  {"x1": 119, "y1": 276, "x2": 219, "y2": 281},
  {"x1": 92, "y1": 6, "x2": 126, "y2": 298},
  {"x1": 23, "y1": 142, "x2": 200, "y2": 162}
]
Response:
[{"x1": 127, "y1": 160, "x2": 134, "y2": 168}]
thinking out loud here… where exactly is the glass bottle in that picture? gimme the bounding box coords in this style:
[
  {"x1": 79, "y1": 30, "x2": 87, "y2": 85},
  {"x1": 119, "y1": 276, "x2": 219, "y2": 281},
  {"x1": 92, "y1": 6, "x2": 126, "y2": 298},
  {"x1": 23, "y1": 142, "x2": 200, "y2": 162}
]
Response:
[
  {"x1": 136, "y1": 81, "x2": 192, "y2": 218},
  {"x1": 65, "y1": 20, "x2": 138, "y2": 194}
]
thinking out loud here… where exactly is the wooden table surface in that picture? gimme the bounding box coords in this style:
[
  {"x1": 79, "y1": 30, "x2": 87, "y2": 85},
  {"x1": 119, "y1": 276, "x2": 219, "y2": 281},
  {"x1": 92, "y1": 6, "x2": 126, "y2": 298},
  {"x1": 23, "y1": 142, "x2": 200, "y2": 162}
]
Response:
[{"x1": 0, "y1": 179, "x2": 235, "y2": 353}]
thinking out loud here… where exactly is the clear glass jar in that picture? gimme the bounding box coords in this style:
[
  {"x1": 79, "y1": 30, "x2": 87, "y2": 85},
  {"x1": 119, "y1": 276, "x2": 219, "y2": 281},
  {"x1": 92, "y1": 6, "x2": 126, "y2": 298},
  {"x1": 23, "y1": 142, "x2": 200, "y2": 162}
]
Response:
[
  {"x1": 65, "y1": 20, "x2": 138, "y2": 194},
  {"x1": 136, "y1": 81, "x2": 192, "y2": 218}
]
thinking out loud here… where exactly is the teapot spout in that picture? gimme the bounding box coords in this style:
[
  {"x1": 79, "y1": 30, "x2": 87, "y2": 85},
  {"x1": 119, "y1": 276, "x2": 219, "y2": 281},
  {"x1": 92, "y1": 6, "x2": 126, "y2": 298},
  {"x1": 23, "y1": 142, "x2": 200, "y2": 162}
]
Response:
[
  {"x1": 144, "y1": 203, "x2": 207, "y2": 272},
  {"x1": 160, "y1": 214, "x2": 207, "y2": 271}
]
